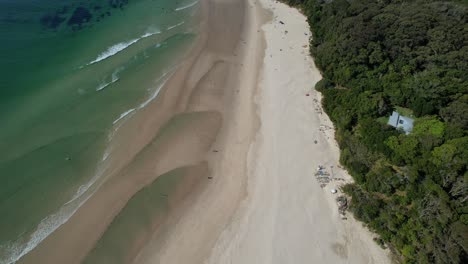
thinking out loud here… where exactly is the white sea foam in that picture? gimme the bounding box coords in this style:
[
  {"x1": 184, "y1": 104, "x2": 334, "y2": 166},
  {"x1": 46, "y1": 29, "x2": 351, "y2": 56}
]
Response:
[
  {"x1": 0, "y1": 67, "x2": 179, "y2": 264},
  {"x1": 175, "y1": 0, "x2": 199, "y2": 11},
  {"x1": 138, "y1": 70, "x2": 175, "y2": 109},
  {"x1": 138, "y1": 80, "x2": 167, "y2": 109},
  {"x1": 96, "y1": 67, "x2": 123, "y2": 91},
  {"x1": 89, "y1": 39, "x2": 139, "y2": 65},
  {"x1": 167, "y1": 21, "x2": 185, "y2": 30},
  {"x1": 0, "y1": 174, "x2": 103, "y2": 264},
  {"x1": 104, "y1": 70, "x2": 173, "y2": 141},
  {"x1": 0, "y1": 123, "x2": 120, "y2": 264},
  {"x1": 96, "y1": 81, "x2": 113, "y2": 92},
  {"x1": 87, "y1": 30, "x2": 161, "y2": 65},
  {"x1": 66, "y1": 163, "x2": 107, "y2": 206},
  {"x1": 112, "y1": 108, "x2": 136, "y2": 125},
  {"x1": 102, "y1": 150, "x2": 111, "y2": 161},
  {"x1": 107, "y1": 119, "x2": 126, "y2": 142}
]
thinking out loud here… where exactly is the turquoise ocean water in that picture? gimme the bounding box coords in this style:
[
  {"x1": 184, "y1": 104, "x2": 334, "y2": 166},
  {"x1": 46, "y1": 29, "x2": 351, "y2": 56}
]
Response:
[{"x1": 0, "y1": 0, "x2": 200, "y2": 263}]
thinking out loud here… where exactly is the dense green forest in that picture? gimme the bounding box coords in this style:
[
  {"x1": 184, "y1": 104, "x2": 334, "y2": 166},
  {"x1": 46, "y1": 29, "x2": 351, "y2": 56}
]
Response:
[{"x1": 281, "y1": 0, "x2": 467, "y2": 263}]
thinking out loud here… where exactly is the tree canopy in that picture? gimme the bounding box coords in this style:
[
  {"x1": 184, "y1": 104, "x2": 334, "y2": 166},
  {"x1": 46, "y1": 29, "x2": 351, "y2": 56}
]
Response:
[{"x1": 282, "y1": 0, "x2": 467, "y2": 262}]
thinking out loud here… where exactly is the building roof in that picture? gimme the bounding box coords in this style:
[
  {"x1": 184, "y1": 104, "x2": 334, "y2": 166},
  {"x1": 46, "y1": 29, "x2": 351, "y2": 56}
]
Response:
[
  {"x1": 387, "y1": 111, "x2": 414, "y2": 134},
  {"x1": 388, "y1": 111, "x2": 400, "y2": 127}
]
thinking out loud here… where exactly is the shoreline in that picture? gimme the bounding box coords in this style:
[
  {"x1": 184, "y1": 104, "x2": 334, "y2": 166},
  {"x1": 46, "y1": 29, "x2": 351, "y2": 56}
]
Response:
[
  {"x1": 16, "y1": 0, "x2": 393, "y2": 263},
  {"x1": 133, "y1": 0, "x2": 268, "y2": 262},
  {"x1": 17, "y1": 0, "x2": 263, "y2": 263},
  {"x1": 16, "y1": 0, "x2": 224, "y2": 262}
]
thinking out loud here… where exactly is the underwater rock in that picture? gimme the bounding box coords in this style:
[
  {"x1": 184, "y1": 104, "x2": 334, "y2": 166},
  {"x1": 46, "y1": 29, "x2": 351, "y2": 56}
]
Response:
[{"x1": 67, "y1": 7, "x2": 92, "y2": 27}]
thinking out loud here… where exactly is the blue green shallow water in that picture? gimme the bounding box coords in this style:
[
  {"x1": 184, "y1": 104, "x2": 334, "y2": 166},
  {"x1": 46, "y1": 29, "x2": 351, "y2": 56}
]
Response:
[
  {"x1": 0, "y1": 1, "x2": 200, "y2": 263},
  {"x1": 83, "y1": 166, "x2": 189, "y2": 264}
]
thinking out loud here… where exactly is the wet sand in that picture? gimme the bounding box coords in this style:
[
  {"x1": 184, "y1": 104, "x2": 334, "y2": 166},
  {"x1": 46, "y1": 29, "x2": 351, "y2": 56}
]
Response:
[
  {"x1": 18, "y1": 0, "x2": 392, "y2": 263},
  {"x1": 17, "y1": 0, "x2": 246, "y2": 262}
]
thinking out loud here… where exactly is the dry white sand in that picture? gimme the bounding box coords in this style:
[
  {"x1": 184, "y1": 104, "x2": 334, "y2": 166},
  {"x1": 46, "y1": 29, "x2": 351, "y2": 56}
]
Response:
[{"x1": 202, "y1": 0, "x2": 393, "y2": 263}]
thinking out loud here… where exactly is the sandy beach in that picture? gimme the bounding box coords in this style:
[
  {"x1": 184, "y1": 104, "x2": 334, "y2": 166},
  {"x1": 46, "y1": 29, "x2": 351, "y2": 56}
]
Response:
[
  {"x1": 201, "y1": 1, "x2": 393, "y2": 262},
  {"x1": 135, "y1": 0, "x2": 392, "y2": 263},
  {"x1": 17, "y1": 0, "x2": 392, "y2": 263}
]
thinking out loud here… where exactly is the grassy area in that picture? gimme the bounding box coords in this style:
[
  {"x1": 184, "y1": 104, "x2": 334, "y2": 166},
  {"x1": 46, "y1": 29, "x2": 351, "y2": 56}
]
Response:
[
  {"x1": 376, "y1": 116, "x2": 389, "y2": 125},
  {"x1": 394, "y1": 106, "x2": 414, "y2": 118}
]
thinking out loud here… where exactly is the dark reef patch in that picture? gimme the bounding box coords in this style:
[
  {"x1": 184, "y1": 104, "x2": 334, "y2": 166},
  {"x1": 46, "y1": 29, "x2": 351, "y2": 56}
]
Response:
[
  {"x1": 40, "y1": 13, "x2": 66, "y2": 29},
  {"x1": 109, "y1": 0, "x2": 130, "y2": 9},
  {"x1": 67, "y1": 7, "x2": 92, "y2": 27},
  {"x1": 39, "y1": 1, "x2": 133, "y2": 32}
]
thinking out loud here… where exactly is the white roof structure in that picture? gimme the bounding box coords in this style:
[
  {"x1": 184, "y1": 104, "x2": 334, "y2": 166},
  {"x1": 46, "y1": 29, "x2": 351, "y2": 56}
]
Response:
[{"x1": 387, "y1": 111, "x2": 414, "y2": 134}]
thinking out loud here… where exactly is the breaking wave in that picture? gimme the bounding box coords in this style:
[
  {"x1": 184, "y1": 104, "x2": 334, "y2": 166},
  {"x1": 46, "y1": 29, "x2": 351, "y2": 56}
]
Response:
[
  {"x1": 96, "y1": 67, "x2": 123, "y2": 91},
  {"x1": 167, "y1": 21, "x2": 185, "y2": 30},
  {"x1": 138, "y1": 70, "x2": 175, "y2": 109},
  {"x1": 0, "y1": 164, "x2": 108, "y2": 264},
  {"x1": 0, "y1": 66, "x2": 179, "y2": 264},
  {"x1": 175, "y1": 0, "x2": 199, "y2": 11},
  {"x1": 112, "y1": 109, "x2": 136, "y2": 125},
  {"x1": 87, "y1": 30, "x2": 161, "y2": 65}
]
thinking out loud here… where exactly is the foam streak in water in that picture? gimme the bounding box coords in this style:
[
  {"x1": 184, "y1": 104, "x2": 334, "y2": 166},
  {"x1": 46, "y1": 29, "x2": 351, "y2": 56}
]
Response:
[
  {"x1": 112, "y1": 109, "x2": 136, "y2": 125},
  {"x1": 0, "y1": 166, "x2": 106, "y2": 264},
  {"x1": 167, "y1": 21, "x2": 185, "y2": 30},
  {"x1": 87, "y1": 30, "x2": 161, "y2": 65},
  {"x1": 138, "y1": 70, "x2": 175, "y2": 109},
  {"x1": 175, "y1": 0, "x2": 199, "y2": 11},
  {"x1": 0, "y1": 67, "x2": 178, "y2": 264},
  {"x1": 96, "y1": 67, "x2": 123, "y2": 91}
]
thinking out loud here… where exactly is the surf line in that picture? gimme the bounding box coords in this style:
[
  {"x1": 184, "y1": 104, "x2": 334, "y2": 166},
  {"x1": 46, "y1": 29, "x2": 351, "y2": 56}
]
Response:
[
  {"x1": 0, "y1": 65, "x2": 180, "y2": 264},
  {"x1": 96, "y1": 66, "x2": 125, "y2": 92},
  {"x1": 167, "y1": 21, "x2": 185, "y2": 31},
  {"x1": 87, "y1": 30, "x2": 161, "y2": 66},
  {"x1": 175, "y1": 0, "x2": 199, "y2": 11}
]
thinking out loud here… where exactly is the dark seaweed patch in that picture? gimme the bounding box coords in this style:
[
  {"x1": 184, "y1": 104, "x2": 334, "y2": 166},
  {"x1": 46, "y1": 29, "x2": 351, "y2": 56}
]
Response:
[
  {"x1": 58, "y1": 6, "x2": 68, "y2": 15},
  {"x1": 67, "y1": 7, "x2": 92, "y2": 27},
  {"x1": 40, "y1": 13, "x2": 66, "y2": 29},
  {"x1": 39, "y1": 0, "x2": 133, "y2": 32},
  {"x1": 108, "y1": 0, "x2": 129, "y2": 9}
]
